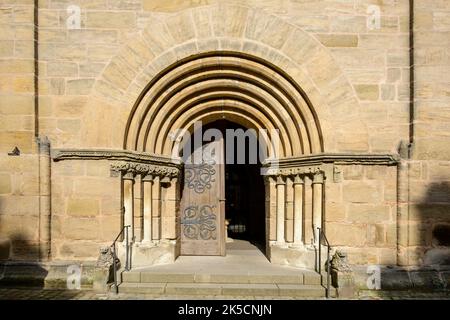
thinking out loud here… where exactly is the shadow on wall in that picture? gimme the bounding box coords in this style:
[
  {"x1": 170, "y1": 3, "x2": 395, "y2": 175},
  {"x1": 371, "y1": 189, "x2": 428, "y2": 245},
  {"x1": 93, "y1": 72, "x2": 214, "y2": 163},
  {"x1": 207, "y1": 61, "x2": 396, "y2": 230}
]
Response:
[
  {"x1": 0, "y1": 232, "x2": 49, "y2": 289},
  {"x1": 350, "y1": 181, "x2": 450, "y2": 294},
  {"x1": 0, "y1": 234, "x2": 84, "y2": 297},
  {"x1": 417, "y1": 181, "x2": 450, "y2": 266},
  {"x1": 6, "y1": 233, "x2": 40, "y2": 261}
]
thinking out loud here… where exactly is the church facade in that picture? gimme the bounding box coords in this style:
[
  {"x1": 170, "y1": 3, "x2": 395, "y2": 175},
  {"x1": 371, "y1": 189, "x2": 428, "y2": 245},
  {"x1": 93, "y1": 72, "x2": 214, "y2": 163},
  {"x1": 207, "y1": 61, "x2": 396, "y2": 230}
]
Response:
[{"x1": 0, "y1": 0, "x2": 449, "y2": 294}]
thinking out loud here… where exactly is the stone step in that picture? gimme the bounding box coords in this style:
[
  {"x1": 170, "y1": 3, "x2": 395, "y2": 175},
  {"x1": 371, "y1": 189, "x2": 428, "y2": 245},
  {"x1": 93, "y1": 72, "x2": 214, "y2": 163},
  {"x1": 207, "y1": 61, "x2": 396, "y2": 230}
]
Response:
[
  {"x1": 118, "y1": 282, "x2": 166, "y2": 294},
  {"x1": 118, "y1": 282, "x2": 326, "y2": 297},
  {"x1": 121, "y1": 271, "x2": 322, "y2": 285}
]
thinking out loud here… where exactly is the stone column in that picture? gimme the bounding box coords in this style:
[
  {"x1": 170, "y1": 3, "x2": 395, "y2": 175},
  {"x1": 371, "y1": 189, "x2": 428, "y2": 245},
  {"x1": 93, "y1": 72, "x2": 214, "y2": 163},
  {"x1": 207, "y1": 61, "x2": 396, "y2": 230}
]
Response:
[
  {"x1": 265, "y1": 176, "x2": 277, "y2": 243},
  {"x1": 312, "y1": 172, "x2": 324, "y2": 247},
  {"x1": 285, "y1": 176, "x2": 294, "y2": 243},
  {"x1": 123, "y1": 172, "x2": 134, "y2": 243},
  {"x1": 134, "y1": 174, "x2": 143, "y2": 242},
  {"x1": 162, "y1": 177, "x2": 178, "y2": 240},
  {"x1": 142, "y1": 174, "x2": 153, "y2": 243},
  {"x1": 304, "y1": 176, "x2": 313, "y2": 244},
  {"x1": 293, "y1": 175, "x2": 304, "y2": 246},
  {"x1": 152, "y1": 176, "x2": 161, "y2": 240},
  {"x1": 38, "y1": 136, "x2": 51, "y2": 261},
  {"x1": 276, "y1": 176, "x2": 286, "y2": 244}
]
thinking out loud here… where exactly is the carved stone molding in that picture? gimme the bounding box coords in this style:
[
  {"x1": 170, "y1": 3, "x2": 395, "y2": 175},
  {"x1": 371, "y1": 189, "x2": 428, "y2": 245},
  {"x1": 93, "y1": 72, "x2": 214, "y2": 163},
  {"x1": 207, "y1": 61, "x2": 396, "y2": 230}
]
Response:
[
  {"x1": 111, "y1": 161, "x2": 180, "y2": 178},
  {"x1": 51, "y1": 149, "x2": 182, "y2": 178},
  {"x1": 264, "y1": 166, "x2": 323, "y2": 177},
  {"x1": 262, "y1": 153, "x2": 398, "y2": 179},
  {"x1": 52, "y1": 148, "x2": 180, "y2": 165},
  {"x1": 263, "y1": 153, "x2": 399, "y2": 168}
]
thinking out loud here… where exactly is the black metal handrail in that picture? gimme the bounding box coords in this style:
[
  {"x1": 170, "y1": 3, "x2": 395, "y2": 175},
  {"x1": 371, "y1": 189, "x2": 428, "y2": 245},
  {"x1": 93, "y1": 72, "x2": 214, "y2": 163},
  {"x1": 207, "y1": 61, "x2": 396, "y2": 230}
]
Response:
[
  {"x1": 111, "y1": 225, "x2": 130, "y2": 294},
  {"x1": 317, "y1": 227, "x2": 331, "y2": 299}
]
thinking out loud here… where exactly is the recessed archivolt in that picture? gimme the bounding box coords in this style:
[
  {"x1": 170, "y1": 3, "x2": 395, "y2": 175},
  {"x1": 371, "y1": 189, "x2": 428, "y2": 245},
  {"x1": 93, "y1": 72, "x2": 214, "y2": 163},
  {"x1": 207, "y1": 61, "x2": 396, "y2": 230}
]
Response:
[
  {"x1": 145, "y1": 81, "x2": 296, "y2": 155},
  {"x1": 154, "y1": 91, "x2": 292, "y2": 156},
  {"x1": 161, "y1": 100, "x2": 288, "y2": 158},
  {"x1": 91, "y1": 4, "x2": 367, "y2": 154},
  {"x1": 170, "y1": 107, "x2": 279, "y2": 161},
  {"x1": 124, "y1": 52, "x2": 323, "y2": 158},
  {"x1": 141, "y1": 59, "x2": 308, "y2": 154}
]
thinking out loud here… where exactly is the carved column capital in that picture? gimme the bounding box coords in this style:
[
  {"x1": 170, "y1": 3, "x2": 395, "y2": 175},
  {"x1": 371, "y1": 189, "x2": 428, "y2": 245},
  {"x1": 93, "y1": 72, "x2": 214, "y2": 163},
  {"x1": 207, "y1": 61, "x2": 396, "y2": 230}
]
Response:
[
  {"x1": 312, "y1": 171, "x2": 324, "y2": 184},
  {"x1": 263, "y1": 175, "x2": 275, "y2": 185},
  {"x1": 160, "y1": 176, "x2": 171, "y2": 183},
  {"x1": 142, "y1": 174, "x2": 154, "y2": 182},
  {"x1": 293, "y1": 174, "x2": 304, "y2": 185},
  {"x1": 122, "y1": 171, "x2": 136, "y2": 180},
  {"x1": 276, "y1": 175, "x2": 286, "y2": 185},
  {"x1": 111, "y1": 161, "x2": 181, "y2": 179}
]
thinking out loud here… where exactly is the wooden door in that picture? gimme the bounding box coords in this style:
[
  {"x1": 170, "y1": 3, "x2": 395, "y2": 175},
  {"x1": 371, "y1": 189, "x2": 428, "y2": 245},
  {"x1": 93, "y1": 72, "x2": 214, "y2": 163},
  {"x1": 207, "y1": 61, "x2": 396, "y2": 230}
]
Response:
[{"x1": 180, "y1": 138, "x2": 225, "y2": 256}]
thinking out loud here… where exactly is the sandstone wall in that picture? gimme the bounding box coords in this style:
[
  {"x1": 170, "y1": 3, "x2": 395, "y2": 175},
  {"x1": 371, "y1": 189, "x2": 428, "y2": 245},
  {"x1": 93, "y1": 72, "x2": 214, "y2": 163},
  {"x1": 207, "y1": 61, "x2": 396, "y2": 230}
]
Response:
[
  {"x1": 51, "y1": 160, "x2": 120, "y2": 261},
  {"x1": 326, "y1": 164, "x2": 397, "y2": 265},
  {"x1": 33, "y1": 0, "x2": 410, "y2": 153},
  {"x1": 0, "y1": 0, "x2": 448, "y2": 267},
  {"x1": 0, "y1": 0, "x2": 39, "y2": 260},
  {"x1": 408, "y1": 0, "x2": 450, "y2": 266},
  {"x1": 33, "y1": 0, "x2": 410, "y2": 263}
]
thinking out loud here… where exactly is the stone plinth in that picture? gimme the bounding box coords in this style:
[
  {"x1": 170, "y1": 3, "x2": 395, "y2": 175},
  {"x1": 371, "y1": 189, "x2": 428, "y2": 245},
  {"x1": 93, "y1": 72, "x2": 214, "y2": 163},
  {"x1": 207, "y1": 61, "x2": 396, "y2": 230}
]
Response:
[{"x1": 118, "y1": 241, "x2": 179, "y2": 269}]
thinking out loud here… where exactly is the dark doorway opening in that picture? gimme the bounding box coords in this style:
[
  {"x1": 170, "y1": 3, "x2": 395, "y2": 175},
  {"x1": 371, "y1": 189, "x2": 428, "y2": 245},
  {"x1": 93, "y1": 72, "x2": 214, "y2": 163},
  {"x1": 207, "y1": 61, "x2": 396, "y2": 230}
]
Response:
[
  {"x1": 202, "y1": 120, "x2": 266, "y2": 253},
  {"x1": 225, "y1": 159, "x2": 265, "y2": 249}
]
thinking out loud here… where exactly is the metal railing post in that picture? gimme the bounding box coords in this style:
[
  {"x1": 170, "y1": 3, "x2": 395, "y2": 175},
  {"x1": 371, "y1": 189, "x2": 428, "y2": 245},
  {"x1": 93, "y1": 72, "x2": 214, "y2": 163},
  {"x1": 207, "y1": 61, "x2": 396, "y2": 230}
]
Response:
[
  {"x1": 112, "y1": 243, "x2": 118, "y2": 294},
  {"x1": 110, "y1": 225, "x2": 131, "y2": 294},
  {"x1": 327, "y1": 245, "x2": 331, "y2": 298},
  {"x1": 125, "y1": 225, "x2": 130, "y2": 271},
  {"x1": 318, "y1": 227, "x2": 321, "y2": 274},
  {"x1": 317, "y1": 227, "x2": 332, "y2": 299}
]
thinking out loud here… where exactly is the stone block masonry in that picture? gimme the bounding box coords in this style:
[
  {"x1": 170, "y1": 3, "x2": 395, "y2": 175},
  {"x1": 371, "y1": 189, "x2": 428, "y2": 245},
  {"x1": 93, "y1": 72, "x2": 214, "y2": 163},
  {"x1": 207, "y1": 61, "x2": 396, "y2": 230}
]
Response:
[{"x1": 0, "y1": 0, "x2": 448, "y2": 297}]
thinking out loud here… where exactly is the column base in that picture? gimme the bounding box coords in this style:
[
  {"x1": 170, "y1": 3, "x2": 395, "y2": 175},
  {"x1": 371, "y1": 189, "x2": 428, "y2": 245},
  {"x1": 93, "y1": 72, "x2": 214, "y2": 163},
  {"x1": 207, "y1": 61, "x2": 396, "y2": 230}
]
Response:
[
  {"x1": 274, "y1": 241, "x2": 288, "y2": 247},
  {"x1": 139, "y1": 240, "x2": 159, "y2": 247},
  {"x1": 268, "y1": 243, "x2": 328, "y2": 270},
  {"x1": 289, "y1": 242, "x2": 304, "y2": 249},
  {"x1": 118, "y1": 240, "x2": 179, "y2": 269}
]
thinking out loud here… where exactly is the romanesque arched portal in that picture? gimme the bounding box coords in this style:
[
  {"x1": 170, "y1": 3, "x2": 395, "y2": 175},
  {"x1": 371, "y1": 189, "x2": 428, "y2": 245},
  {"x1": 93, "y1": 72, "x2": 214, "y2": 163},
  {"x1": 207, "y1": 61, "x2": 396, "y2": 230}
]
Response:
[
  {"x1": 80, "y1": 4, "x2": 375, "y2": 269},
  {"x1": 113, "y1": 51, "x2": 331, "y2": 268},
  {"x1": 123, "y1": 51, "x2": 324, "y2": 156}
]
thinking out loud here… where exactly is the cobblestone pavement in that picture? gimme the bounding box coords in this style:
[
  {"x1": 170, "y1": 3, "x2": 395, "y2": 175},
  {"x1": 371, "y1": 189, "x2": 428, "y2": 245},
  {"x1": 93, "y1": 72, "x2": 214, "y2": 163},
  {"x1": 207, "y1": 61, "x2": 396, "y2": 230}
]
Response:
[{"x1": 0, "y1": 288, "x2": 449, "y2": 300}]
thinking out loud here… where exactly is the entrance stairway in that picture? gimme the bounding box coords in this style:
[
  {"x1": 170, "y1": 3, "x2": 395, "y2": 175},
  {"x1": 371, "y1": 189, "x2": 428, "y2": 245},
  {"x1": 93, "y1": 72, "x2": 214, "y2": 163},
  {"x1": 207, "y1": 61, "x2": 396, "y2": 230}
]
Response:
[
  {"x1": 118, "y1": 270, "x2": 325, "y2": 298},
  {"x1": 115, "y1": 240, "x2": 327, "y2": 298}
]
